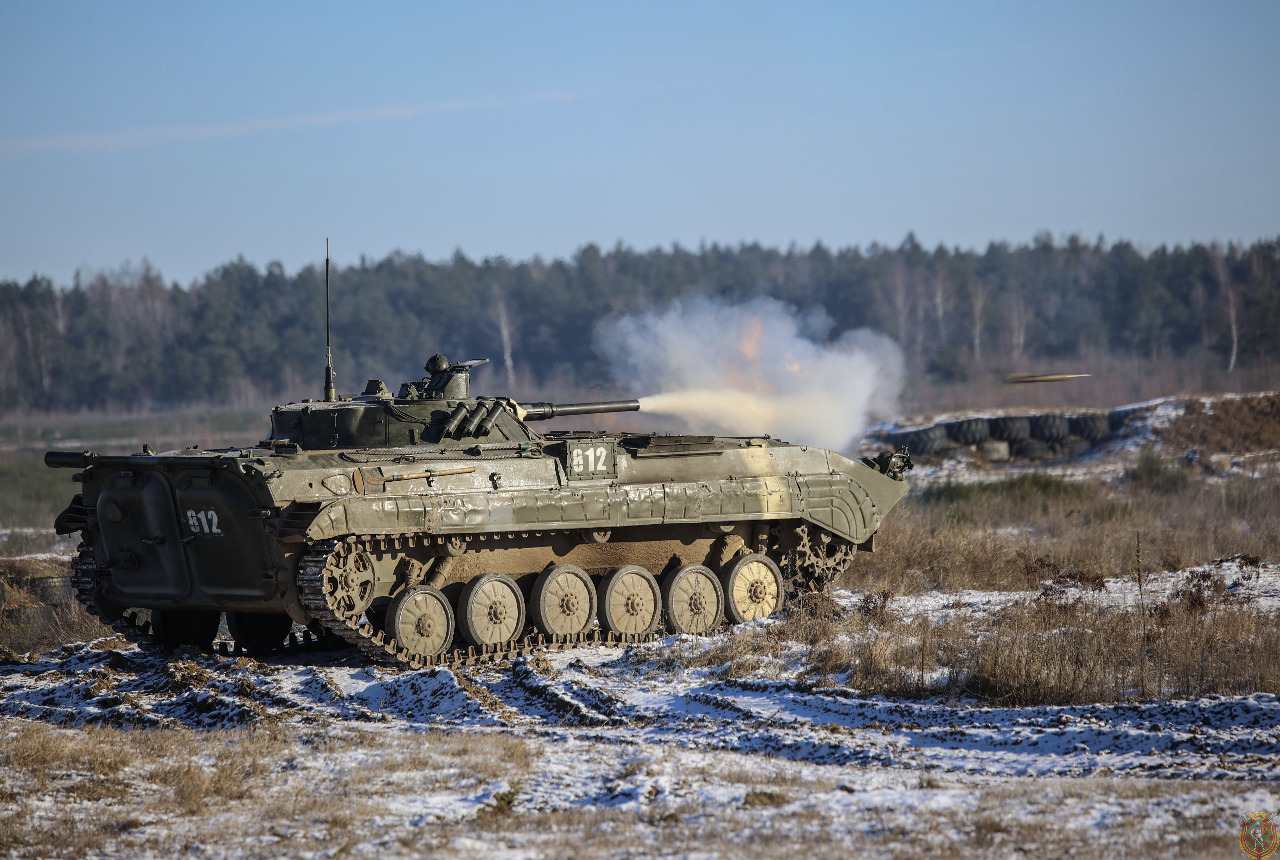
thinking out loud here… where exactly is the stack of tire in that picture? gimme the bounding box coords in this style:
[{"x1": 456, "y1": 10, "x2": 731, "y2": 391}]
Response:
[
  {"x1": 1069, "y1": 413, "x2": 1110, "y2": 446},
  {"x1": 995, "y1": 412, "x2": 1109, "y2": 460},
  {"x1": 987, "y1": 415, "x2": 1035, "y2": 459},
  {"x1": 942, "y1": 418, "x2": 989, "y2": 446},
  {"x1": 885, "y1": 423, "x2": 947, "y2": 455},
  {"x1": 882, "y1": 410, "x2": 1111, "y2": 461}
]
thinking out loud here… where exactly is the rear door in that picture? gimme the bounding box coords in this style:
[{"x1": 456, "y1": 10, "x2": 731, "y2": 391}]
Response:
[
  {"x1": 96, "y1": 468, "x2": 192, "y2": 600},
  {"x1": 174, "y1": 467, "x2": 276, "y2": 599}
]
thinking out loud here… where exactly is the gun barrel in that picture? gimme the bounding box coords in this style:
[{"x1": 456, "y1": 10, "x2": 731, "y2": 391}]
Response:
[
  {"x1": 521, "y1": 400, "x2": 640, "y2": 421},
  {"x1": 45, "y1": 451, "x2": 95, "y2": 469}
]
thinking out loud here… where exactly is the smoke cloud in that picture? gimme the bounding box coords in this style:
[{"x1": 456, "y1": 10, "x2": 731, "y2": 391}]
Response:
[{"x1": 594, "y1": 296, "x2": 904, "y2": 451}]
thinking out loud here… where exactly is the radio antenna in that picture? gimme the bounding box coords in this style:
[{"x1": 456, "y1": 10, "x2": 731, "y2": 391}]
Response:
[{"x1": 323, "y1": 238, "x2": 336, "y2": 402}]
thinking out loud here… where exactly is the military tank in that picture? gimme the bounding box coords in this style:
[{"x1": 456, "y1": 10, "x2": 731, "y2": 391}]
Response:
[{"x1": 47, "y1": 354, "x2": 911, "y2": 668}]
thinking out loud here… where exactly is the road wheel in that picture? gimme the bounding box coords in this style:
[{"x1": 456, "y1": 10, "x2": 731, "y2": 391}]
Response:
[
  {"x1": 152, "y1": 609, "x2": 220, "y2": 650},
  {"x1": 662, "y1": 564, "x2": 724, "y2": 635},
  {"x1": 227, "y1": 612, "x2": 294, "y2": 655},
  {"x1": 598, "y1": 565, "x2": 661, "y2": 637},
  {"x1": 530, "y1": 564, "x2": 597, "y2": 638},
  {"x1": 387, "y1": 586, "x2": 454, "y2": 658},
  {"x1": 326, "y1": 548, "x2": 377, "y2": 616},
  {"x1": 720, "y1": 553, "x2": 784, "y2": 624},
  {"x1": 458, "y1": 573, "x2": 525, "y2": 648}
]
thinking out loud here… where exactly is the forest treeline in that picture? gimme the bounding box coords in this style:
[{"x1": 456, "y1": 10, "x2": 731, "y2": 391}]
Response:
[{"x1": 1, "y1": 233, "x2": 1277, "y2": 412}]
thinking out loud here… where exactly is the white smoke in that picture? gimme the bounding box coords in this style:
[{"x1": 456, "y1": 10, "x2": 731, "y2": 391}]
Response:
[{"x1": 594, "y1": 296, "x2": 904, "y2": 451}]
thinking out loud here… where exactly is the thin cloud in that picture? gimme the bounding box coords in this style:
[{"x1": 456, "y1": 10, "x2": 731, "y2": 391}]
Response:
[{"x1": 0, "y1": 90, "x2": 576, "y2": 156}]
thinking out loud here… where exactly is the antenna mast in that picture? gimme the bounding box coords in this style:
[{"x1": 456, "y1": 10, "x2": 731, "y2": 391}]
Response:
[{"x1": 323, "y1": 238, "x2": 336, "y2": 402}]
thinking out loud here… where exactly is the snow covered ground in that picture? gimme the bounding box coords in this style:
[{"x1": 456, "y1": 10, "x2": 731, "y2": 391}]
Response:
[{"x1": 3, "y1": 564, "x2": 1278, "y2": 858}]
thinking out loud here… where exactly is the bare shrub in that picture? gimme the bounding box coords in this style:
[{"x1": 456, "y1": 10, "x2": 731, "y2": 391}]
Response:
[
  {"x1": 1127, "y1": 448, "x2": 1190, "y2": 494},
  {"x1": 1146, "y1": 605, "x2": 1280, "y2": 698},
  {"x1": 1168, "y1": 569, "x2": 1230, "y2": 613},
  {"x1": 773, "y1": 594, "x2": 845, "y2": 646},
  {"x1": 843, "y1": 631, "x2": 915, "y2": 693},
  {"x1": 803, "y1": 640, "x2": 854, "y2": 680},
  {"x1": 961, "y1": 600, "x2": 1140, "y2": 705},
  {"x1": 5, "y1": 602, "x2": 113, "y2": 655}
]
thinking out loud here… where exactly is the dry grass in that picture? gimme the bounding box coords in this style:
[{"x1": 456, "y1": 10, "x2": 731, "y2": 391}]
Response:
[
  {"x1": 797, "y1": 462, "x2": 1280, "y2": 704},
  {"x1": 0, "y1": 556, "x2": 68, "y2": 603},
  {"x1": 1162, "y1": 394, "x2": 1280, "y2": 457},
  {"x1": 666, "y1": 469, "x2": 1280, "y2": 704},
  {"x1": 149, "y1": 725, "x2": 290, "y2": 811},
  {"x1": 741, "y1": 789, "x2": 789, "y2": 807},
  {"x1": 666, "y1": 594, "x2": 945, "y2": 696},
  {"x1": 960, "y1": 598, "x2": 1280, "y2": 705},
  {"x1": 1, "y1": 722, "x2": 133, "y2": 785},
  {"x1": 0, "y1": 602, "x2": 112, "y2": 657},
  {"x1": 392, "y1": 728, "x2": 532, "y2": 783},
  {"x1": 847, "y1": 466, "x2": 1280, "y2": 596},
  {"x1": 0, "y1": 556, "x2": 112, "y2": 655},
  {"x1": 688, "y1": 575, "x2": 1280, "y2": 705}
]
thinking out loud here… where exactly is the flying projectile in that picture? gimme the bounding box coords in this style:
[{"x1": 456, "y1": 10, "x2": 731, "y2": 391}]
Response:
[{"x1": 1005, "y1": 373, "x2": 1092, "y2": 384}]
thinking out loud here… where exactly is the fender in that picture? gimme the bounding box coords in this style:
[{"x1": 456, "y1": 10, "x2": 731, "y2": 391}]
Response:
[{"x1": 307, "y1": 496, "x2": 429, "y2": 540}]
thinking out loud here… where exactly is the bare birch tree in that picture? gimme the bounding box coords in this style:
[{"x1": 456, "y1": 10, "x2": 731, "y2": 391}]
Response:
[
  {"x1": 932, "y1": 266, "x2": 952, "y2": 345},
  {"x1": 1211, "y1": 242, "x2": 1238, "y2": 373},
  {"x1": 1006, "y1": 289, "x2": 1028, "y2": 364},
  {"x1": 888, "y1": 258, "x2": 914, "y2": 360},
  {"x1": 969, "y1": 277, "x2": 987, "y2": 363}
]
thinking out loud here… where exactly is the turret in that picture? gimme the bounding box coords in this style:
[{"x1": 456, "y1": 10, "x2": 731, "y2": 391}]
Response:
[
  {"x1": 398, "y1": 355, "x2": 490, "y2": 400},
  {"x1": 395, "y1": 354, "x2": 640, "y2": 422}
]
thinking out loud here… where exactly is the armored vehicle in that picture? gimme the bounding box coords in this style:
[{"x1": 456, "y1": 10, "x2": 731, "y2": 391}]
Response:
[{"x1": 48, "y1": 355, "x2": 911, "y2": 668}]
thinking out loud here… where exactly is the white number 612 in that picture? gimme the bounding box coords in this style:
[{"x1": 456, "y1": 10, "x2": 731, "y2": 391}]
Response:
[
  {"x1": 570, "y1": 446, "x2": 609, "y2": 473},
  {"x1": 187, "y1": 509, "x2": 223, "y2": 535}
]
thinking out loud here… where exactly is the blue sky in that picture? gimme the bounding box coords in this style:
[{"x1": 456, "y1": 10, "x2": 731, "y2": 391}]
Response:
[{"x1": 1, "y1": 1, "x2": 1277, "y2": 287}]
